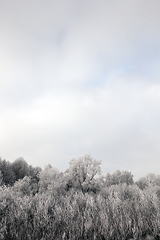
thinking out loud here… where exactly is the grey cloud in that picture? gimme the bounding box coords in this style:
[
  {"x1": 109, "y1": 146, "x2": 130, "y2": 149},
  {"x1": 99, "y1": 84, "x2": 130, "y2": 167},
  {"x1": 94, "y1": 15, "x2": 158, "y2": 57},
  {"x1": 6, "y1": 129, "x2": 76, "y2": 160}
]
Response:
[
  {"x1": 0, "y1": 0, "x2": 160, "y2": 180},
  {"x1": 1, "y1": 78, "x2": 160, "y2": 180}
]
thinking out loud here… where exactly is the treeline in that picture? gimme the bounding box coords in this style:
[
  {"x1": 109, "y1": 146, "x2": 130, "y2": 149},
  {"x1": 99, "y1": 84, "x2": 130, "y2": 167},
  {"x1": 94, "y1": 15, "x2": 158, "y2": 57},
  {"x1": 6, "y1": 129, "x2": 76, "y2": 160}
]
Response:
[{"x1": 0, "y1": 155, "x2": 160, "y2": 239}]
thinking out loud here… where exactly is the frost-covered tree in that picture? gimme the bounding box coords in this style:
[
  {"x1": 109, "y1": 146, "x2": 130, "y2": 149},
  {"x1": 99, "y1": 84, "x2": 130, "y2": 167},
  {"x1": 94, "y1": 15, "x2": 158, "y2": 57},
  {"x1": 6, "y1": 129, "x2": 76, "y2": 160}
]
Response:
[
  {"x1": 136, "y1": 173, "x2": 160, "y2": 190},
  {"x1": 105, "y1": 170, "x2": 134, "y2": 186},
  {"x1": 0, "y1": 170, "x2": 3, "y2": 186},
  {"x1": 66, "y1": 154, "x2": 101, "y2": 194},
  {"x1": 39, "y1": 164, "x2": 61, "y2": 192}
]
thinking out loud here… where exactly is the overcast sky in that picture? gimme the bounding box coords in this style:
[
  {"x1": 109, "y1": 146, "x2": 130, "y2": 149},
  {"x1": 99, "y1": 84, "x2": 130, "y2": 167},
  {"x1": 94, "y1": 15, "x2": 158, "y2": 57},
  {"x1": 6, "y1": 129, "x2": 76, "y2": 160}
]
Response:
[{"x1": 0, "y1": 0, "x2": 160, "y2": 180}]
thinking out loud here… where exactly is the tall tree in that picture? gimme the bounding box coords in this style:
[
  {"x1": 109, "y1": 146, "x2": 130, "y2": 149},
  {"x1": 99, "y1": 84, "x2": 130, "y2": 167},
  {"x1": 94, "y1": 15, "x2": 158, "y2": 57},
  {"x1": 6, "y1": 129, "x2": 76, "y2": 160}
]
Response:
[
  {"x1": 66, "y1": 154, "x2": 101, "y2": 194},
  {"x1": 12, "y1": 157, "x2": 30, "y2": 181},
  {"x1": 0, "y1": 158, "x2": 15, "y2": 185}
]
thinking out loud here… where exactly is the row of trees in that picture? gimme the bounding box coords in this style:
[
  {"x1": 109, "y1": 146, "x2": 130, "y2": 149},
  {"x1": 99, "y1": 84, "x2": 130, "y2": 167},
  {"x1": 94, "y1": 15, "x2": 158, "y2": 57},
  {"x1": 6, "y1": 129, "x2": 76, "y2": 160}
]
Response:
[
  {"x1": 0, "y1": 154, "x2": 160, "y2": 239},
  {"x1": 0, "y1": 157, "x2": 41, "y2": 187}
]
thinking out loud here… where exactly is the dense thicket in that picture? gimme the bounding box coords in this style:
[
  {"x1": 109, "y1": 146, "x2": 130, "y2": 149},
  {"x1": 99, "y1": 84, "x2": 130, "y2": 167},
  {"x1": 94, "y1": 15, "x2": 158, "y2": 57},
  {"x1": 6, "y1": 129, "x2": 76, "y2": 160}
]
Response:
[{"x1": 0, "y1": 155, "x2": 160, "y2": 240}]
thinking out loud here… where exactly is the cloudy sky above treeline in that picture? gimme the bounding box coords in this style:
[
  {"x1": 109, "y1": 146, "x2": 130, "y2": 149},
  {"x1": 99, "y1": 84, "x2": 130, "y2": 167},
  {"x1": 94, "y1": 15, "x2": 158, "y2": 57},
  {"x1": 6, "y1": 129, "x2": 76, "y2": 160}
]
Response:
[{"x1": 0, "y1": 0, "x2": 160, "y2": 180}]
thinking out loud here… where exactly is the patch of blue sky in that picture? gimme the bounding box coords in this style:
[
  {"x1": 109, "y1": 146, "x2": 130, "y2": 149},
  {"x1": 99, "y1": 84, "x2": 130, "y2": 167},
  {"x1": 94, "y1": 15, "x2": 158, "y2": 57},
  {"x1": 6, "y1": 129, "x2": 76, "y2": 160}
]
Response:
[
  {"x1": 87, "y1": 70, "x2": 110, "y2": 88},
  {"x1": 130, "y1": 44, "x2": 160, "y2": 76},
  {"x1": 114, "y1": 47, "x2": 159, "y2": 80},
  {"x1": 87, "y1": 40, "x2": 159, "y2": 88}
]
